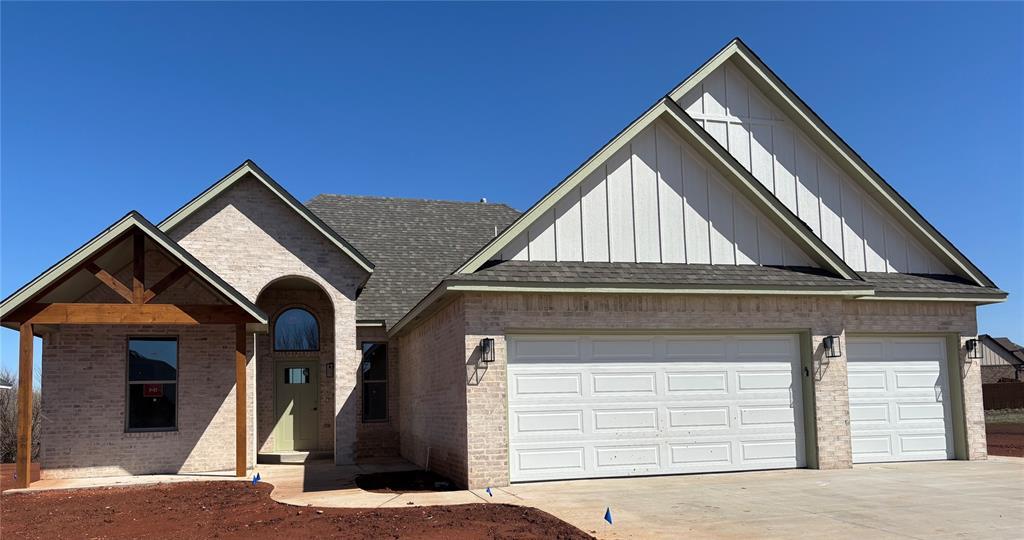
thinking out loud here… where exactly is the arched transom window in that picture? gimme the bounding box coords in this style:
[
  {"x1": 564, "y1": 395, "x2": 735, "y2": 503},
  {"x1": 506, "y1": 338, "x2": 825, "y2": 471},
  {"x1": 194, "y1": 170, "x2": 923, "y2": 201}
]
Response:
[{"x1": 274, "y1": 308, "x2": 319, "y2": 351}]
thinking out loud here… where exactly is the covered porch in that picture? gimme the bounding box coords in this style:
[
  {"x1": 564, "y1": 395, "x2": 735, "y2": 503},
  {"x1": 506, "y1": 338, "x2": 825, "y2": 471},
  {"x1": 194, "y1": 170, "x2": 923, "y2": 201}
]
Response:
[{"x1": 0, "y1": 211, "x2": 268, "y2": 488}]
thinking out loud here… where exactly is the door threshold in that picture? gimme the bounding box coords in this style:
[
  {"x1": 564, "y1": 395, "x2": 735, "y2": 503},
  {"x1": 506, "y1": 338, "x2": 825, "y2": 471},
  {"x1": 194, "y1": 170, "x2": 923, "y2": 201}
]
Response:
[{"x1": 258, "y1": 451, "x2": 332, "y2": 464}]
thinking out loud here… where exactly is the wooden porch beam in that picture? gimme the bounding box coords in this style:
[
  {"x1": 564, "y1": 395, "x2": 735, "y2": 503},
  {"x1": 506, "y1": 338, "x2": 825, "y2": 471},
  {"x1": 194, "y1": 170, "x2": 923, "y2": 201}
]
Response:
[
  {"x1": 132, "y1": 231, "x2": 145, "y2": 304},
  {"x1": 84, "y1": 262, "x2": 135, "y2": 304},
  {"x1": 22, "y1": 303, "x2": 255, "y2": 325},
  {"x1": 235, "y1": 324, "x2": 247, "y2": 477},
  {"x1": 15, "y1": 323, "x2": 33, "y2": 489},
  {"x1": 143, "y1": 265, "x2": 189, "y2": 303}
]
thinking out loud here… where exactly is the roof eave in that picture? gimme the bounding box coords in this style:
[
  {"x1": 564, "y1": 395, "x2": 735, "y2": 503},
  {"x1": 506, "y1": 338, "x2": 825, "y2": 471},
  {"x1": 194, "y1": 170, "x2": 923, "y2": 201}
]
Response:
[
  {"x1": 446, "y1": 280, "x2": 875, "y2": 296},
  {"x1": 854, "y1": 292, "x2": 1007, "y2": 305}
]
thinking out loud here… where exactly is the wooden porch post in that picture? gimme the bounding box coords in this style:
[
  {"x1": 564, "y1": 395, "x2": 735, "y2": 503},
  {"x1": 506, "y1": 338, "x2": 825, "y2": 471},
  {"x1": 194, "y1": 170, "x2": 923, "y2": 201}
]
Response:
[
  {"x1": 15, "y1": 323, "x2": 33, "y2": 489},
  {"x1": 235, "y1": 324, "x2": 247, "y2": 477}
]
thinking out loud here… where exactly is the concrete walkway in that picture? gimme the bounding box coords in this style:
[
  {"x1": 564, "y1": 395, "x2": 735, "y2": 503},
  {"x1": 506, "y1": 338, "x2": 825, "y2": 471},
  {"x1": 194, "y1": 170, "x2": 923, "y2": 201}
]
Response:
[
  {"x1": 257, "y1": 458, "x2": 494, "y2": 508},
  {"x1": 9, "y1": 458, "x2": 1023, "y2": 539}
]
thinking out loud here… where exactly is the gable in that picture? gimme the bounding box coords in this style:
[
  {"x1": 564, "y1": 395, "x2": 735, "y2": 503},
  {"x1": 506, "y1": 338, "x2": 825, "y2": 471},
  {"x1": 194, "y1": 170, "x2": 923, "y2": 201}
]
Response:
[
  {"x1": 159, "y1": 160, "x2": 374, "y2": 274},
  {"x1": 665, "y1": 39, "x2": 994, "y2": 288},
  {"x1": 164, "y1": 174, "x2": 369, "y2": 302},
  {"x1": 496, "y1": 119, "x2": 815, "y2": 267},
  {"x1": 677, "y1": 59, "x2": 948, "y2": 274},
  {"x1": 0, "y1": 212, "x2": 267, "y2": 327},
  {"x1": 459, "y1": 97, "x2": 859, "y2": 279}
]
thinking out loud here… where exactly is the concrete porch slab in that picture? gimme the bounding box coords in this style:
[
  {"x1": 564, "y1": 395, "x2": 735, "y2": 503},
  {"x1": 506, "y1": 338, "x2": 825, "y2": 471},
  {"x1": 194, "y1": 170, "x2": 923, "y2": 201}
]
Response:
[{"x1": 4, "y1": 469, "x2": 244, "y2": 493}]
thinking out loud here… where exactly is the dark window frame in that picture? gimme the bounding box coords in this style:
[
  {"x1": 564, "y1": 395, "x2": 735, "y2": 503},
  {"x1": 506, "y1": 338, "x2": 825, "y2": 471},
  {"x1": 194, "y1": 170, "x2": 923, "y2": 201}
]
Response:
[
  {"x1": 360, "y1": 342, "x2": 388, "y2": 423},
  {"x1": 125, "y1": 336, "x2": 179, "y2": 433},
  {"x1": 273, "y1": 306, "x2": 321, "y2": 352}
]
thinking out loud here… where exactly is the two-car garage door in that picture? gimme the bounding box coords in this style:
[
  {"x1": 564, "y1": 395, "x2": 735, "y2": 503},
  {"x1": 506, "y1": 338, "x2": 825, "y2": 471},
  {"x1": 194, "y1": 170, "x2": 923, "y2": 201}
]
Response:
[{"x1": 508, "y1": 334, "x2": 805, "y2": 482}]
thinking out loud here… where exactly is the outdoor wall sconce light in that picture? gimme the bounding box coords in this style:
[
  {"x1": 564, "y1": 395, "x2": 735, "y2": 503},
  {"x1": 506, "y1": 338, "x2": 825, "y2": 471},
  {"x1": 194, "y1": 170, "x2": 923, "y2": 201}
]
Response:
[
  {"x1": 479, "y1": 338, "x2": 495, "y2": 363},
  {"x1": 823, "y1": 335, "x2": 842, "y2": 358},
  {"x1": 965, "y1": 338, "x2": 982, "y2": 360},
  {"x1": 326, "y1": 362, "x2": 335, "y2": 378}
]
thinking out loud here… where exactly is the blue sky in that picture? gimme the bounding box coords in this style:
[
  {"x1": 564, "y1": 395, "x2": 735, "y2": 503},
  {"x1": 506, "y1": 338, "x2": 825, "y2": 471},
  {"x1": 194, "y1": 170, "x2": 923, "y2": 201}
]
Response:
[{"x1": 2, "y1": 2, "x2": 1022, "y2": 376}]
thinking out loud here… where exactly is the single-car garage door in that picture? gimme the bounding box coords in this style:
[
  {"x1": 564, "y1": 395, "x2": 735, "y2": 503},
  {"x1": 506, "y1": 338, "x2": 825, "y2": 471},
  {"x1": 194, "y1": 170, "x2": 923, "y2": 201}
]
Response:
[
  {"x1": 507, "y1": 334, "x2": 805, "y2": 482},
  {"x1": 847, "y1": 337, "x2": 954, "y2": 463}
]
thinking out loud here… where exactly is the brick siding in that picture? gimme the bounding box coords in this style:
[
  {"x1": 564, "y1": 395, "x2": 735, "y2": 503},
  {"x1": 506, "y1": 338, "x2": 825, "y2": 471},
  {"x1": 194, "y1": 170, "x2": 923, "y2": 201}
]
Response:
[
  {"x1": 398, "y1": 292, "x2": 984, "y2": 488},
  {"x1": 982, "y1": 365, "x2": 1019, "y2": 384},
  {"x1": 40, "y1": 324, "x2": 254, "y2": 479},
  {"x1": 166, "y1": 175, "x2": 366, "y2": 464},
  {"x1": 355, "y1": 326, "x2": 400, "y2": 459},
  {"x1": 396, "y1": 299, "x2": 468, "y2": 485}
]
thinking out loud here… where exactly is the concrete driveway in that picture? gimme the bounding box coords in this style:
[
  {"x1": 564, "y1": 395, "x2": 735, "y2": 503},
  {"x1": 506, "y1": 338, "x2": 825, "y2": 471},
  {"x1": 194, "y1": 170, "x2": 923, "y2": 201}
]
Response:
[
  {"x1": 15, "y1": 457, "x2": 1022, "y2": 538},
  {"x1": 486, "y1": 458, "x2": 1024, "y2": 539}
]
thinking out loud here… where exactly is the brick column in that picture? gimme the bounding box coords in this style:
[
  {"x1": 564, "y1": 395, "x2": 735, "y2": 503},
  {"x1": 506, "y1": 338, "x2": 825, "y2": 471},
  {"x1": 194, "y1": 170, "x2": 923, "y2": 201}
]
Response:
[
  {"x1": 463, "y1": 333, "x2": 510, "y2": 489},
  {"x1": 959, "y1": 335, "x2": 988, "y2": 460},
  {"x1": 811, "y1": 329, "x2": 853, "y2": 469}
]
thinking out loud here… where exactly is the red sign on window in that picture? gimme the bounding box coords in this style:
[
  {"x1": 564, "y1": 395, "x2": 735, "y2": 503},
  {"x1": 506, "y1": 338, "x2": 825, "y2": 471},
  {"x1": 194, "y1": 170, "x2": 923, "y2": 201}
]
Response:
[{"x1": 143, "y1": 384, "x2": 163, "y2": 398}]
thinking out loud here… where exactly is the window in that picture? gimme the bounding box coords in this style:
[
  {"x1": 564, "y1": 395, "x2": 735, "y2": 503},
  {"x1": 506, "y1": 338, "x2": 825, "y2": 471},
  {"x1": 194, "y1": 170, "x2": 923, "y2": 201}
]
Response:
[
  {"x1": 127, "y1": 337, "x2": 177, "y2": 431},
  {"x1": 361, "y1": 342, "x2": 387, "y2": 421},
  {"x1": 274, "y1": 308, "x2": 319, "y2": 351},
  {"x1": 284, "y1": 367, "x2": 310, "y2": 384}
]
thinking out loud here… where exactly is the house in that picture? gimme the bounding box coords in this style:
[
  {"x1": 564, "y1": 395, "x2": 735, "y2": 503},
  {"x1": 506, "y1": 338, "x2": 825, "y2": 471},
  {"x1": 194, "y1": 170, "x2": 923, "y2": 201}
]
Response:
[
  {"x1": 0, "y1": 38, "x2": 1008, "y2": 490},
  {"x1": 978, "y1": 335, "x2": 1024, "y2": 383}
]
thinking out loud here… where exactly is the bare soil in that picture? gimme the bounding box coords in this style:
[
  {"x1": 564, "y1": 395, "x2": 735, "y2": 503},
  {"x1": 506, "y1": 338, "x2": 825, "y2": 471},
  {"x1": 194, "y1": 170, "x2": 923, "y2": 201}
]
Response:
[
  {"x1": 986, "y1": 422, "x2": 1024, "y2": 457},
  {"x1": 1, "y1": 462, "x2": 41, "y2": 485},
  {"x1": 0, "y1": 481, "x2": 593, "y2": 539}
]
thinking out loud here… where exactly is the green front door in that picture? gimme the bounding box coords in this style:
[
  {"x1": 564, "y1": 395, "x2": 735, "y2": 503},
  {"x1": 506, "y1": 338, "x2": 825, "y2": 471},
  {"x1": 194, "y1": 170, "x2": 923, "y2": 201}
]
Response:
[{"x1": 274, "y1": 361, "x2": 318, "y2": 451}]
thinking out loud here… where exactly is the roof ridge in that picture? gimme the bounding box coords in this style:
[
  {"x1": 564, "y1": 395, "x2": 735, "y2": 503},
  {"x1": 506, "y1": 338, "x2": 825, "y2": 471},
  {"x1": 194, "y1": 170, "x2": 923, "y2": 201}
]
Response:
[{"x1": 310, "y1": 193, "x2": 518, "y2": 209}]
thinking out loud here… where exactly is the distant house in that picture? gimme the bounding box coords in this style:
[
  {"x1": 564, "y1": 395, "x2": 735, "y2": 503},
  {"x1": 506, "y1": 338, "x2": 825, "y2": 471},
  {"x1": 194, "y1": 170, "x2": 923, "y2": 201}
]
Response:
[{"x1": 979, "y1": 335, "x2": 1024, "y2": 383}]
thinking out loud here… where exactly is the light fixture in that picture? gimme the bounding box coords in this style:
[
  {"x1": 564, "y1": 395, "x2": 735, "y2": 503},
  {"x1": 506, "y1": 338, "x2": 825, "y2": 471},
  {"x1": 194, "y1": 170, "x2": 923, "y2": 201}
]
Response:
[
  {"x1": 479, "y1": 338, "x2": 495, "y2": 363},
  {"x1": 326, "y1": 362, "x2": 335, "y2": 378},
  {"x1": 965, "y1": 338, "x2": 982, "y2": 360},
  {"x1": 823, "y1": 335, "x2": 842, "y2": 358}
]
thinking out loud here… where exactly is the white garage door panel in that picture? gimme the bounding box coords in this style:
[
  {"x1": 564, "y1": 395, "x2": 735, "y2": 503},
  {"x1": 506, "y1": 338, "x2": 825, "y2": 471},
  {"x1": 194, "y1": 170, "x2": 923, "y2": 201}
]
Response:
[
  {"x1": 508, "y1": 335, "x2": 804, "y2": 482},
  {"x1": 848, "y1": 337, "x2": 953, "y2": 464}
]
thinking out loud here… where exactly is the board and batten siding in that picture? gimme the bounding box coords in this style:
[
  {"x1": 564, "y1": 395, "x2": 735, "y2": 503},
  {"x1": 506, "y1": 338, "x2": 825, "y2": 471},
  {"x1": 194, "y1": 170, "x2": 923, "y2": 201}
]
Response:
[
  {"x1": 498, "y1": 120, "x2": 816, "y2": 267},
  {"x1": 678, "y1": 60, "x2": 948, "y2": 274}
]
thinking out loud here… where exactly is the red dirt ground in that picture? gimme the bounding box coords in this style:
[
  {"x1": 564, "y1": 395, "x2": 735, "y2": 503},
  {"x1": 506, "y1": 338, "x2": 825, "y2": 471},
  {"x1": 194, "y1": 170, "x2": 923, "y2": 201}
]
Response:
[
  {"x1": 0, "y1": 462, "x2": 41, "y2": 485},
  {"x1": 0, "y1": 481, "x2": 594, "y2": 539},
  {"x1": 986, "y1": 423, "x2": 1024, "y2": 457}
]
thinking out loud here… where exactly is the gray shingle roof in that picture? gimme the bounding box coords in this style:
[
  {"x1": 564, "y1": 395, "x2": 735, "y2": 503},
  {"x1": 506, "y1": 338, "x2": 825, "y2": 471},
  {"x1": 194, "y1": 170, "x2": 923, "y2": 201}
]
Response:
[
  {"x1": 446, "y1": 261, "x2": 864, "y2": 290},
  {"x1": 307, "y1": 195, "x2": 1005, "y2": 329},
  {"x1": 859, "y1": 272, "x2": 1006, "y2": 298},
  {"x1": 306, "y1": 195, "x2": 521, "y2": 327}
]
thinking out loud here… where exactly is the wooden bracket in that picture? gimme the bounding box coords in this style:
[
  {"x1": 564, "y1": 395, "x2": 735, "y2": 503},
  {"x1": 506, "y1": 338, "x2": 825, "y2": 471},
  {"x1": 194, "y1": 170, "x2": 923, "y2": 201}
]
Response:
[
  {"x1": 143, "y1": 265, "x2": 189, "y2": 303},
  {"x1": 84, "y1": 262, "x2": 134, "y2": 304}
]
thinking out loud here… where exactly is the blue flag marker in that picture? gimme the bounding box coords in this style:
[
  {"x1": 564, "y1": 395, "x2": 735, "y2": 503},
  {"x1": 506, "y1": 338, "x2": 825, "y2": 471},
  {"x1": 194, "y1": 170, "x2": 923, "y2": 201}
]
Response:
[
  {"x1": 252, "y1": 472, "x2": 261, "y2": 485},
  {"x1": 485, "y1": 487, "x2": 493, "y2": 497},
  {"x1": 604, "y1": 507, "x2": 613, "y2": 525}
]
